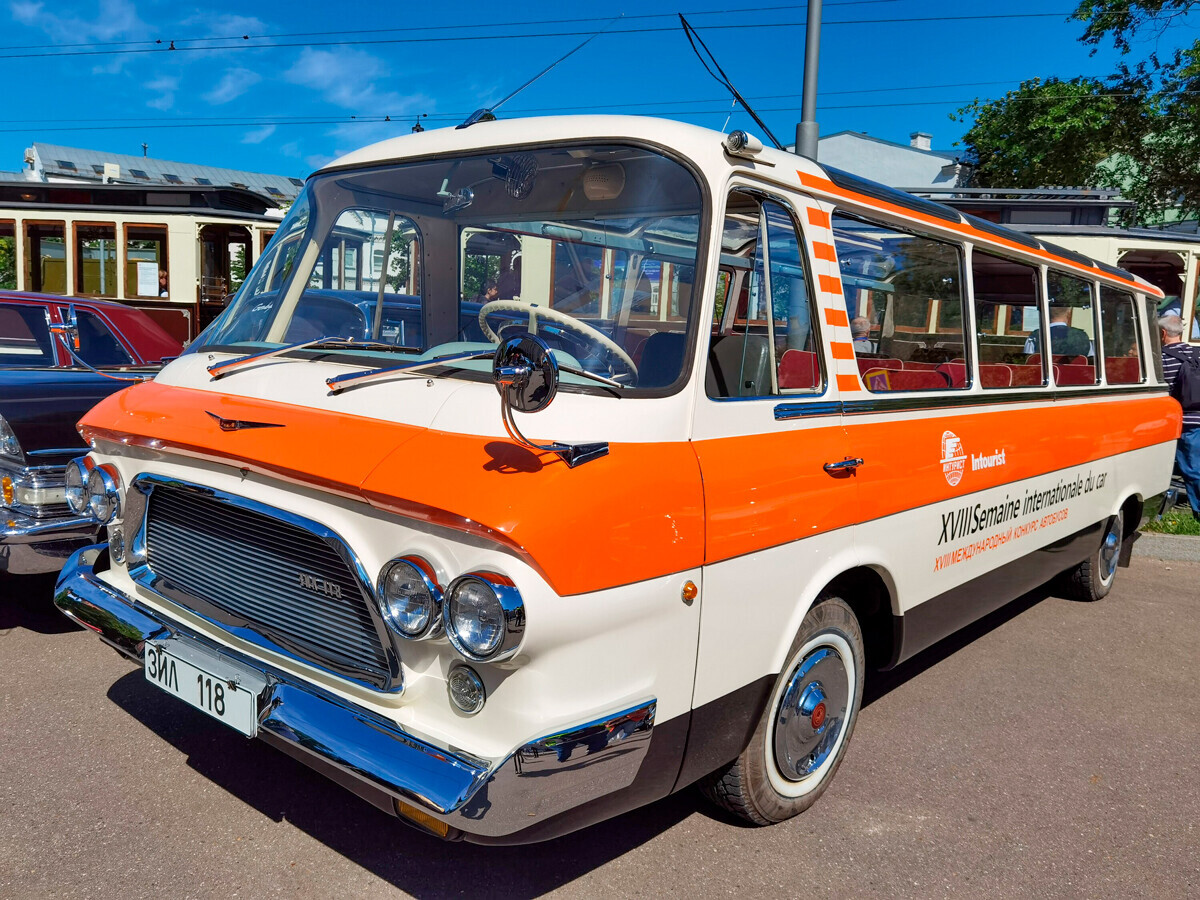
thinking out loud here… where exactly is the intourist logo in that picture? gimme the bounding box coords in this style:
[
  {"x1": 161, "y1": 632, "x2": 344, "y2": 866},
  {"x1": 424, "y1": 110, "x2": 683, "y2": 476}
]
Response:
[
  {"x1": 941, "y1": 430, "x2": 966, "y2": 486},
  {"x1": 971, "y1": 449, "x2": 1006, "y2": 471}
]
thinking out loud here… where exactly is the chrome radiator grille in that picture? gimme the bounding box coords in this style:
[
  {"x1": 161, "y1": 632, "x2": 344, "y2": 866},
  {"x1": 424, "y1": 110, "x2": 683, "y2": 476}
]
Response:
[{"x1": 141, "y1": 483, "x2": 391, "y2": 686}]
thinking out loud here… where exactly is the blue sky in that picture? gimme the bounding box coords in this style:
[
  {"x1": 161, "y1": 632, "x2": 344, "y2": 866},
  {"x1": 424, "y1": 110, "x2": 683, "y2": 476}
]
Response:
[{"x1": 1, "y1": 0, "x2": 1196, "y2": 179}]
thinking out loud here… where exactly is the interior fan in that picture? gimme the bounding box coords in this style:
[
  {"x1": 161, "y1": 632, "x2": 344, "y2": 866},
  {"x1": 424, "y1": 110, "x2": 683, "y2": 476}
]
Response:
[{"x1": 494, "y1": 153, "x2": 538, "y2": 199}]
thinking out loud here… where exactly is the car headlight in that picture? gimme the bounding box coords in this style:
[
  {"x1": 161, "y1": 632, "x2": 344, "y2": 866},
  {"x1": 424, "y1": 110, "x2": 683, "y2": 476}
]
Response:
[
  {"x1": 376, "y1": 557, "x2": 442, "y2": 639},
  {"x1": 0, "y1": 414, "x2": 22, "y2": 460},
  {"x1": 64, "y1": 457, "x2": 91, "y2": 514},
  {"x1": 443, "y1": 573, "x2": 525, "y2": 663},
  {"x1": 85, "y1": 465, "x2": 120, "y2": 524}
]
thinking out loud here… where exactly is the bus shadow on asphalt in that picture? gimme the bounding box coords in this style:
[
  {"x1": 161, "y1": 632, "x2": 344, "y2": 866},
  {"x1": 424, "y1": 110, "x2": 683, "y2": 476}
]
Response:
[
  {"x1": 0, "y1": 574, "x2": 77, "y2": 635},
  {"x1": 98, "y1": 579, "x2": 1061, "y2": 894}
]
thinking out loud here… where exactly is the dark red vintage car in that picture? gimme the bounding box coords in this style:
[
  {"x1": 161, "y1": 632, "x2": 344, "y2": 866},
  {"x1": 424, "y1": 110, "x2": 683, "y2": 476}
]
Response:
[{"x1": 1, "y1": 293, "x2": 183, "y2": 575}]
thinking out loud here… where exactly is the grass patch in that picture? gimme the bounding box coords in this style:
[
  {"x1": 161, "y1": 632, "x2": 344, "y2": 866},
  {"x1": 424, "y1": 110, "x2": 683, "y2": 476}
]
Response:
[{"x1": 1142, "y1": 507, "x2": 1200, "y2": 536}]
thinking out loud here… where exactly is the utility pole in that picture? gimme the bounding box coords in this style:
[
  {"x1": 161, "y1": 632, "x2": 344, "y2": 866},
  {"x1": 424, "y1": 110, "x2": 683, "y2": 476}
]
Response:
[{"x1": 795, "y1": 0, "x2": 822, "y2": 159}]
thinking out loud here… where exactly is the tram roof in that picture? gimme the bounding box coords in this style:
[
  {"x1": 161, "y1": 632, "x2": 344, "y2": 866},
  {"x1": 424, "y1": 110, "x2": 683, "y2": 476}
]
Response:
[{"x1": 0, "y1": 181, "x2": 281, "y2": 220}]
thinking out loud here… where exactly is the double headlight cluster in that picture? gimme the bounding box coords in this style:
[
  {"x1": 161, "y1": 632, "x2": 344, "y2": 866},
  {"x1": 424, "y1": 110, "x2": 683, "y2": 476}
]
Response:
[
  {"x1": 65, "y1": 456, "x2": 122, "y2": 524},
  {"x1": 376, "y1": 557, "x2": 526, "y2": 715}
]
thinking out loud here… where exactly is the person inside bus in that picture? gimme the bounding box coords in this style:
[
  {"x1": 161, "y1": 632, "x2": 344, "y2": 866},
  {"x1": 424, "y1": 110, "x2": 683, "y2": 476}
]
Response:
[
  {"x1": 1023, "y1": 304, "x2": 1093, "y2": 358},
  {"x1": 476, "y1": 280, "x2": 500, "y2": 304},
  {"x1": 158, "y1": 269, "x2": 169, "y2": 298},
  {"x1": 850, "y1": 316, "x2": 874, "y2": 353},
  {"x1": 1159, "y1": 314, "x2": 1200, "y2": 519}
]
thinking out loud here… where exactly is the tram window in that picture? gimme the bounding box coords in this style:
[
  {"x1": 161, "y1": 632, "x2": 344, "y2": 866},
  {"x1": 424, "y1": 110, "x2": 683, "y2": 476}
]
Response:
[
  {"x1": 0, "y1": 303, "x2": 54, "y2": 366},
  {"x1": 0, "y1": 221, "x2": 14, "y2": 290},
  {"x1": 1038, "y1": 271, "x2": 1098, "y2": 386},
  {"x1": 75, "y1": 224, "x2": 118, "y2": 297},
  {"x1": 126, "y1": 226, "x2": 168, "y2": 298},
  {"x1": 1099, "y1": 285, "x2": 1143, "y2": 384},
  {"x1": 832, "y1": 212, "x2": 967, "y2": 391},
  {"x1": 707, "y1": 191, "x2": 821, "y2": 397},
  {"x1": 24, "y1": 222, "x2": 66, "y2": 294},
  {"x1": 75, "y1": 310, "x2": 132, "y2": 367},
  {"x1": 971, "y1": 250, "x2": 1045, "y2": 388}
]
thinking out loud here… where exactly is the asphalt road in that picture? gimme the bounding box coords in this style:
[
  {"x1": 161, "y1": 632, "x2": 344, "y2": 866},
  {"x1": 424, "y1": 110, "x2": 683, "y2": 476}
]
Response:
[{"x1": 1, "y1": 555, "x2": 1197, "y2": 900}]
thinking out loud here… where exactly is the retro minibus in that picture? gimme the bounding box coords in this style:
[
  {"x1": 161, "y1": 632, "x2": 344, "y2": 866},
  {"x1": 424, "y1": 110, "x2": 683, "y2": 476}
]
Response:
[{"x1": 54, "y1": 116, "x2": 1180, "y2": 844}]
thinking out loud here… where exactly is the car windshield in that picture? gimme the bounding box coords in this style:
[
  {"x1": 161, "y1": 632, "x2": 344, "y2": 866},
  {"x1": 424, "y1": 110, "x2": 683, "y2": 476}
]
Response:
[{"x1": 196, "y1": 143, "x2": 705, "y2": 391}]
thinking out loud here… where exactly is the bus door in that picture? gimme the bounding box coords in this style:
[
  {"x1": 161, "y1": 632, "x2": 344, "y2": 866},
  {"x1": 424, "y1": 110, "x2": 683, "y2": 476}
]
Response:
[{"x1": 689, "y1": 187, "x2": 857, "y2": 711}]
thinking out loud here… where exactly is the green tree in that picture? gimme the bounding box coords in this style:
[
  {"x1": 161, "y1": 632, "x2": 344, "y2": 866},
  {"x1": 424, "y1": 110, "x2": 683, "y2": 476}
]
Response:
[
  {"x1": 956, "y1": 2, "x2": 1200, "y2": 224},
  {"x1": 0, "y1": 236, "x2": 15, "y2": 289}
]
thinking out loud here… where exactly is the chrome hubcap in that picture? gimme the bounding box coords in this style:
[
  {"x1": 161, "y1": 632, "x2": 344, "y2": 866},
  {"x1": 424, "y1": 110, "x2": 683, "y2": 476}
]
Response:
[
  {"x1": 1100, "y1": 518, "x2": 1121, "y2": 582},
  {"x1": 773, "y1": 646, "x2": 850, "y2": 782}
]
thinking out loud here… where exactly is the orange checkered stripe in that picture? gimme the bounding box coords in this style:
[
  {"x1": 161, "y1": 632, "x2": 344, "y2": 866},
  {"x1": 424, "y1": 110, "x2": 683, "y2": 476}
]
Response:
[{"x1": 804, "y1": 205, "x2": 862, "y2": 395}]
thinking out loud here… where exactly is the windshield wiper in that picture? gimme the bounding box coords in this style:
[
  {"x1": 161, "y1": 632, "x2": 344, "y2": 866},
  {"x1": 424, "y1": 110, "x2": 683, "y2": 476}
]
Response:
[
  {"x1": 208, "y1": 336, "x2": 421, "y2": 380},
  {"x1": 326, "y1": 352, "x2": 630, "y2": 395}
]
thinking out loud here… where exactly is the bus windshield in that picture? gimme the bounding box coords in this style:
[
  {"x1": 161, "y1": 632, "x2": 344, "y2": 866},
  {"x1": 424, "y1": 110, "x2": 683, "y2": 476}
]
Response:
[{"x1": 197, "y1": 144, "x2": 705, "y2": 391}]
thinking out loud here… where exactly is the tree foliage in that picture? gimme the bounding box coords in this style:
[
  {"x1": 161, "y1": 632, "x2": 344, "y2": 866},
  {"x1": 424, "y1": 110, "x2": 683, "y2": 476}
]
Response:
[{"x1": 956, "y1": 2, "x2": 1200, "y2": 224}]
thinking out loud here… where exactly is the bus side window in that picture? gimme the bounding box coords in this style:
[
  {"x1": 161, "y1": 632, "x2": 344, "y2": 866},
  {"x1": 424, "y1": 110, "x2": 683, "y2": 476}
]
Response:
[
  {"x1": 1099, "y1": 285, "x2": 1143, "y2": 384},
  {"x1": 971, "y1": 250, "x2": 1045, "y2": 388},
  {"x1": 832, "y1": 212, "x2": 967, "y2": 391},
  {"x1": 706, "y1": 191, "x2": 822, "y2": 398},
  {"x1": 1041, "y1": 271, "x2": 1098, "y2": 386},
  {"x1": 1146, "y1": 295, "x2": 1165, "y2": 382}
]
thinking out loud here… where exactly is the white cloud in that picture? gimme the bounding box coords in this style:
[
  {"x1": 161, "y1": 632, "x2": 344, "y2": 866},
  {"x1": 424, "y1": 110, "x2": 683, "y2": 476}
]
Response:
[
  {"x1": 278, "y1": 141, "x2": 302, "y2": 159},
  {"x1": 205, "y1": 68, "x2": 262, "y2": 105},
  {"x1": 11, "y1": 0, "x2": 146, "y2": 42},
  {"x1": 305, "y1": 153, "x2": 335, "y2": 170},
  {"x1": 284, "y1": 47, "x2": 430, "y2": 116},
  {"x1": 145, "y1": 76, "x2": 177, "y2": 111},
  {"x1": 181, "y1": 13, "x2": 266, "y2": 37},
  {"x1": 242, "y1": 124, "x2": 276, "y2": 144}
]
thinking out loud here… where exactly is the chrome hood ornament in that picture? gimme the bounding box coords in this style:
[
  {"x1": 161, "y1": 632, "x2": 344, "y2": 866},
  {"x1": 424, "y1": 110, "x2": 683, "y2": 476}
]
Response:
[{"x1": 205, "y1": 410, "x2": 285, "y2": 432}]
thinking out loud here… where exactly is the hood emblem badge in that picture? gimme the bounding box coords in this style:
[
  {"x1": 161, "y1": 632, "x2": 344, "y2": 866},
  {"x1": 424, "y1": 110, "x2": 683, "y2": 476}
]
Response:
[{"x1": 206, "y1": 410, "x2": 286, "y2": 432}]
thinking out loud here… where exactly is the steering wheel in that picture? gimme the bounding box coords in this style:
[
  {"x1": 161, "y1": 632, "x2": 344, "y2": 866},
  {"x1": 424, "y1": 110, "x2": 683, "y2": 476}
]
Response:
[{"x1": 478, "y1": 299, "x2": 638, "y2": 377}]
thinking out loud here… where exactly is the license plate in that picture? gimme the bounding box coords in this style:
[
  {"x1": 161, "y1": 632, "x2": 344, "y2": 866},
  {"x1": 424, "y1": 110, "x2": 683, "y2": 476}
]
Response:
[{"x1": 144, "y1": 638, "x2": 265, "y2": 737}]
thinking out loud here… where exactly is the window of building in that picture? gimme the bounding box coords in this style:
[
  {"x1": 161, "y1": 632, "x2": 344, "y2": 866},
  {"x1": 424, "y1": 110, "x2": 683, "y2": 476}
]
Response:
[
  {"x1": 265, "y1": 186, "x2": 285, "y2": 198},
  {"x1": 231, "y1": 182, "x2": 248, "y2": 189},
  {"x1": 195, "y1": 177, "x2": 213, "y2": 186},
  {"x1": 91, "y1": 164, "x2": 105, "y2": 176},
  {"x1": 0, "y1": 220, "x2": 15, "y2": 290},
  {"x1": 162, "y1": 173, "x2": 183, "y2": 184},
  {"x1": 24, "y1": 222, "x2": 67, "y2": 294},
  {"x1": 1099, "y1": 285, "x2": 1143, "y2": 384},
  {"x1": 55, "y1": 160, "x2": 77, "y2": 171},
  {"x1": 74, "y1": 223, "x2": 118, "y2": 297},
  {"x1": 75, "y1": 309, "x2": 132, "y2": 367},
  {"x1": 125, "y1": 224, "x2": 168, "y2": 299},
  {"x1": 707, "y1": 190, "x2": 822, "y2": 397},
  {"x1": 971, "y1": 250, "x2": 1045, "y2": 388},
  {"x1": 832, "y1": 212, "x2": 967, "y2": 391},
  {"x1": 129, "y1": 169, "x2": 149, "y2": 180},
  {"x1": 288, "y1": 177, "x2": 305, "y2": 188},
  {"x1": 1041, "y1": 270, "x2": 1098, "y2": 386}
]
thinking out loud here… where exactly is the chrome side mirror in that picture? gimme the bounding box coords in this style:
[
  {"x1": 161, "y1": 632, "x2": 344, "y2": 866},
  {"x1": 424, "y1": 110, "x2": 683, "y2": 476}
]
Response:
[
  {"x1": 492, "y1": 333, "x2": 608, "y2": 468},
  {"x1": 50, "y1": 303, "x2": 80, "y2": 350}
]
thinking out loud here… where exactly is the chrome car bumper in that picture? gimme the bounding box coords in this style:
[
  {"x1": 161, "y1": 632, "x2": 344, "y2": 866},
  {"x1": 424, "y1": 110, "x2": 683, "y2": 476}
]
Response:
[
  {"x1": 54, "y1": 545, "x2": 657, "y2": 840},
  {"x1": 1, "y1": 511, "x2": 100, "y2": 575}
]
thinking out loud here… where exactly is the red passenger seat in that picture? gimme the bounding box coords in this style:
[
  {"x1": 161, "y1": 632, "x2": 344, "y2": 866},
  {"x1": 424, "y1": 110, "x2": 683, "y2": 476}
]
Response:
[
  {"x1": 979, "y1": 364, "x2": 1012, "y2": 388},
  {"x1": 864, "y1": 368, "x2": 950, "y2": 391},
  {"x1": 1008, "y1": 364, "x2": 1042, "y2": 387},
  {"x1": 1104, "y1": 356, "x2": 1141, "y2": 385},
  {"x1": 900, "y1": 360, "x2": 939, "y2": 370},
  {"x1": 778, "y1": 349, "x2": 819, "y2": 390},
  {"x1": 937, "y1": 362, "x2": 968, "y2": 388},
  {"x1": 857, "y1": 356, "x2": 902, "y2": 374},
  {"x1": 1054, "y1": 364, "x2": 1096, "y2": 386}
]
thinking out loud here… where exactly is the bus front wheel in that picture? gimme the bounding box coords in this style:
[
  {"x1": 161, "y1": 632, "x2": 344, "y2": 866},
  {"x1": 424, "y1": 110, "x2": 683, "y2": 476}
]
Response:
[
  {"x1": 1064, "y1": 511, "x2": 1124, "y2": 602},
  {"x1": 699, "y1": 596, "x2": 865, "y2": 825}
]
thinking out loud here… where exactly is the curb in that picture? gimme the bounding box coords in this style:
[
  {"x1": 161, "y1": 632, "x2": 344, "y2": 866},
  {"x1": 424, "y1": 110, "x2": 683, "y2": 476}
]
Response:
[{"x1": 1135, "y1": 531, "x2": 1200, "y2": 562}]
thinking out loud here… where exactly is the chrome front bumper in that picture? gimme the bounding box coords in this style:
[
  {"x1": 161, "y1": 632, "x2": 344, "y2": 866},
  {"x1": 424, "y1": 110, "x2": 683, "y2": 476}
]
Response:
[
  {"x1": 54, "y1": 545, "x2": 656, "y2": 840},
  {"x1": 1, "y1": 511, "x2": 100, "y2": 575}
]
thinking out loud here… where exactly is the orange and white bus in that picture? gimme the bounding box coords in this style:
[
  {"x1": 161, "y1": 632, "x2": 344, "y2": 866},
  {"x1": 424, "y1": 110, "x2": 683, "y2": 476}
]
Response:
[{"x1": 53, "y1": 116, "x2": 1178, "y2": 844}]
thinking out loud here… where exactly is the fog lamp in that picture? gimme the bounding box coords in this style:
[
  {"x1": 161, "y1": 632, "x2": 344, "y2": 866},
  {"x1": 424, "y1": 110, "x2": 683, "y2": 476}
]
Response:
[
  {"x1": 109, "y1": 522, "x2": 125, "y2": 564},
  {"x1": 447, "y1": 664, "x2": 486, "y2": 715},
  {"x1": 85, "y1": 465, "x2": 120, "y2": 524},
  {"x1": 376, "y1": 557, "x2": 442, "y2": 639},
  {"x1": 443, "y1": 573, "x2": 524, "y2": 663}
]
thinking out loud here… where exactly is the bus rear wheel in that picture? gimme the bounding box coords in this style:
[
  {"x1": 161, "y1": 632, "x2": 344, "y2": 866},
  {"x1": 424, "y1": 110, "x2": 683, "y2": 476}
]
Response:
[
  {"x1": 1064, "y1": 511, "x2": 1124, "y2": 602},
  {"x1": 699, "y1": 596, "x2": 865, "y2": 825}
]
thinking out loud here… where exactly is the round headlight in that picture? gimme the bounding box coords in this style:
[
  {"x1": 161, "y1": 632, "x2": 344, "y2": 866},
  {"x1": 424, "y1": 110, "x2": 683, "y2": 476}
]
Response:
[
  {"x1": 0, "y1": 414, "x2": 22, "y2": 459},
  {"x1": 376, "y1": 557, "x2": 441, "y2": 639},
  {"x1": 64, "y1": 457, "x2": 89, "y2": 514},
  {"x1": 443, "y1": 573, "x2": 525, "y2": 662},
  {"x1": 447, "y1": 664, "x2": 486, "y2": 715},
  {"x1": 85, "y1": 465, "x2": 120, "y2": 524}
]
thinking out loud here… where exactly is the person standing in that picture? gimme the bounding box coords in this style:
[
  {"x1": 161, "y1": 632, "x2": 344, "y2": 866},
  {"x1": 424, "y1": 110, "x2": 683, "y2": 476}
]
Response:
[{"x1": 1159, "y1": 314, "x2": 1200, "y2": 517}]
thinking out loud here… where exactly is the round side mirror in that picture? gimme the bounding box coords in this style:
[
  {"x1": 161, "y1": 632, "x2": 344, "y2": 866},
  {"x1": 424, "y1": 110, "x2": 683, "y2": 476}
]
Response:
[{"x1": 493, "y1": 332, "x2": 558, "y2": 413}]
